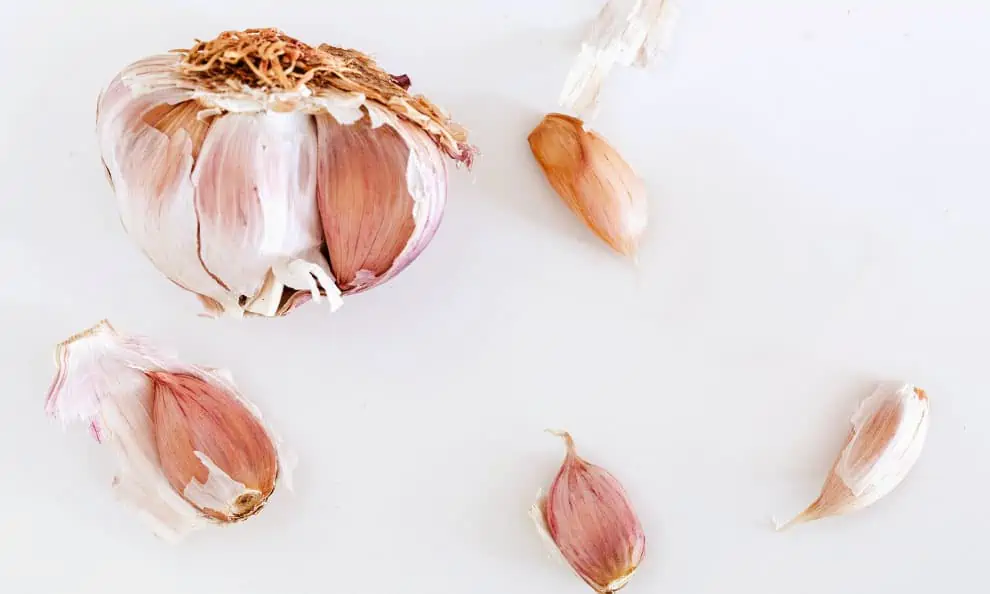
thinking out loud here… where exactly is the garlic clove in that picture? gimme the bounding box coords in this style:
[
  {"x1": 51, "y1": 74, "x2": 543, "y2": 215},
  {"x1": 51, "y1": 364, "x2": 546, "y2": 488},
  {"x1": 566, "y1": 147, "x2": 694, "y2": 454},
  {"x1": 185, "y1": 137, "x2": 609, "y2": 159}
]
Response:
[
  {"x1": 150, "y1": 371, "x2": 278, "y2": 522},
  {"x1": 192, "y1": 111, "x2": 341, "y2": 312},
  {"x1": 778, "y1": 383, "x2": 930, "y2": 530},
  {"x1": 315, "y1": 114, "x2": 447, "y2": 293},
  {"x1": 529, "y1": 114, "x2": 647, "y2": 256},
  {"x1": 46, "y1": 321, "x2": 286, "y2": 541},
  {"x1": 534, "y1": 431, "x2": 646, "y2": 593},
  {"x1": 372, "y1": 112, "x2": 450, "y2": 287},
  {"x1": 315, "y1": 115, "x2": 415, "y2": 290},
  {"x1": 98, "y1": 58, "x2": 242, "y2": 316}
]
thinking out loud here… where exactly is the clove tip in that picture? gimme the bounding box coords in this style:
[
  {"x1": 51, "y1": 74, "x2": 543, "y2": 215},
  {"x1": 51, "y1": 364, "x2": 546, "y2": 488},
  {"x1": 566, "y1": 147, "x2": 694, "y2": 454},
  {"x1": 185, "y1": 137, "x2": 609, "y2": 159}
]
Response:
[{"x1": 545, "y1": 429, "x2": 577, "y2": 454}]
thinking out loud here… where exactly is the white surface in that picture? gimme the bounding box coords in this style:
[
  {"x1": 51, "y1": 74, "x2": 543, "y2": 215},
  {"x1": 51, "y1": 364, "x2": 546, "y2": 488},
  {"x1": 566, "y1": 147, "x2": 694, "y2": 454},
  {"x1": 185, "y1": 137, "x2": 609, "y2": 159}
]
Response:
[{"x1": 0, "y1": 1, "x2": 988, "y2": 592}]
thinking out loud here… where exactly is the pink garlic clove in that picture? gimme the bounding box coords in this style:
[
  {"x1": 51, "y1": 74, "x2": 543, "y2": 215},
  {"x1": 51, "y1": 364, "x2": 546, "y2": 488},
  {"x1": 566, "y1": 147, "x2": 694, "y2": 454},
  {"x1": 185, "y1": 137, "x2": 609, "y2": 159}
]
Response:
[
  {"x1": 533, "y1": 431, "x2": 646, "y2": 593},
  {"x1": 315, "y1": 114, "x2": 448, "y2": 293},
  {"x1": 150, "y1": 371, "x2": 278, "y2": 522},
  {"x1": 315, "y1": 116, "x2": 416, "y2": 292}
]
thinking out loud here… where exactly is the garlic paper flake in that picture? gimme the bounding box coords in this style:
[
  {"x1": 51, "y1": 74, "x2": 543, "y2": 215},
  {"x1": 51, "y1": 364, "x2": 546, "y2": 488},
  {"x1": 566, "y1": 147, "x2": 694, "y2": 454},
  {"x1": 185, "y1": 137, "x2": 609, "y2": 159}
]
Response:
[
  {"x1": 560, "y1": 0, "x2": 680, "y2": 119},
  {"x1": 97, "y1": 28, "x2": 473, "y2": 318},
  {"x1": 531, "y1": 431, "x2": 646, "y2": 593},
  {"x1": 46, "y1": 320, "x2": 289, "y2": 541},
  {"x1": 778, "y1": 383, "x2": 930, "y2": 529}
]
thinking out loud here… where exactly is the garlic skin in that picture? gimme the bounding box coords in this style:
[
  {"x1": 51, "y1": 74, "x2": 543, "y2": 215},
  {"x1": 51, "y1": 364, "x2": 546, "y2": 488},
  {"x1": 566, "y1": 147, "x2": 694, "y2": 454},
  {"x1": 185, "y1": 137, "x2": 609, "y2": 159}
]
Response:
[
  {"x1": 529, "y1": 114, "x2": 647, "y2": 256},
  {"x1": 778, "y1": 383, "x2": 930, "y2": 529},
  {"x1": 45, "y1": 320, "x2": 286, "y2": 540},
  {"x1": 561, "y1": 0, "x2": 681, "y2": 119},
  {"x1": 97, "y1": 29, "x2": 473, "y2": 317},
  {"x1": 531, "y1": 432, "x2": 646, "y2": 593}
]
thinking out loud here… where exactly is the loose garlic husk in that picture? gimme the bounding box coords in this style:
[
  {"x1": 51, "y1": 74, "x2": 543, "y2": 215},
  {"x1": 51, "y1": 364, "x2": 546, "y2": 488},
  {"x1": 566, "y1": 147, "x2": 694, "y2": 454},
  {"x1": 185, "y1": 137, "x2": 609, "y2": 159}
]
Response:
[
  {"x1": 529, "y1": 114, "x2": 647, "y2": 256},
  {"x1": 531, "y1": 431, "x2": 646, "y2": 593},
  {"x1": 46, "y1": 320, "x2": 288, "y2": 541},
  {"x1": 777, "y1": 383, "x2": 930, "y2": 530},
  {"x1": 97, "y1": 28, "x2": 474, "y2": 318},
  {"x1": 560, "y1": 0, "x2": 681, "y2": 119}
]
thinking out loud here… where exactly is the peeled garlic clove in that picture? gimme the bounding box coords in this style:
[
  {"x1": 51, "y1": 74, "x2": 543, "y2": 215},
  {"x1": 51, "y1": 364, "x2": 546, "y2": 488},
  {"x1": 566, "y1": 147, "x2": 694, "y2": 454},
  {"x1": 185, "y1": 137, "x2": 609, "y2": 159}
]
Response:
[
  {"x1": 315, "y1": 116, "x2": 447, "y2": 293},
  {"x1": 150, "y1": 372, "x2": 278, "y2": 522},
  {"x1": 529, "y1": 114, "x2": 647, "y2": 256},
  {"x1": 531, "y1": 431, "x2": 646, "y2": 593},
  {"x1": 97, "y1": 28, "x2": 473, "y2": 318},
  {"x1": 778, "y1": 383, "x2": 930, "y2": 529},
  {"x1": 45, "y1": 320, "x2": 286, "y2": 541}
]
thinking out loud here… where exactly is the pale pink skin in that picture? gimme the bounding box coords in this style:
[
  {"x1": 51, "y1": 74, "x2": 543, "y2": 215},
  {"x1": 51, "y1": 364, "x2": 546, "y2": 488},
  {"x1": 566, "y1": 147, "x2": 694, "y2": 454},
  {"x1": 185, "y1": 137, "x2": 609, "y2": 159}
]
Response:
[{"x1": 545, "y1": 434, "x2": 646, "y2": 594}]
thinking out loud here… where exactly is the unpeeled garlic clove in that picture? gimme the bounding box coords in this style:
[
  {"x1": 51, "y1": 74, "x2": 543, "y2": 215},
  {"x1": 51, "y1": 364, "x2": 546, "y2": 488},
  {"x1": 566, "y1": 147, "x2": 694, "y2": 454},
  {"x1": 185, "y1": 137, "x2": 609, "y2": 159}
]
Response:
[
  {"x1": 46, "y1": 320, "x2": 288, "y2": 541},
  {"x1": 531, "y1": 431, "x2": 646, "y2": 593},
  {"x1": 191, "y1": 110, "x2": 339, "y2": 317},
  {"x1": 778, "y1": 383, "x2": 930, "y2": 530},
  {"x1": 528, "y1": 113, "x2": 647, "y2": 256}
]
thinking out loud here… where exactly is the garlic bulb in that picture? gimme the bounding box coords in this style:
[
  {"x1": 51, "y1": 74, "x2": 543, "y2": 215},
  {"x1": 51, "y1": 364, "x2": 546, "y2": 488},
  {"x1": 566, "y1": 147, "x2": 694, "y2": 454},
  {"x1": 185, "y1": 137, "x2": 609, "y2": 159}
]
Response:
[
  {"x1": 529, "y1": 114, "x2": 647, "y2": 256},
  {"x1": 97, "y1": 28, "x2": 474, "y2": 318},
  {"x1": 531, "y1": 431, "x2": 646, "y2": 593},
  {"x1": 778, "y1": 383, "x2": 930, "y2": 529},
  {"x1": 46, "y1": 320, "x2": 288, "y2": 541}
]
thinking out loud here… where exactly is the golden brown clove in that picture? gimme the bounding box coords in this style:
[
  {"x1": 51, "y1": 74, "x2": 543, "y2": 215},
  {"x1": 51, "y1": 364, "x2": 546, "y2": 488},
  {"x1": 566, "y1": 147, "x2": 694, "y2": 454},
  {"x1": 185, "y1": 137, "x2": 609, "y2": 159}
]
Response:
[{"x1": 529, "y1": 114, "x2": 647, "y2": 256}]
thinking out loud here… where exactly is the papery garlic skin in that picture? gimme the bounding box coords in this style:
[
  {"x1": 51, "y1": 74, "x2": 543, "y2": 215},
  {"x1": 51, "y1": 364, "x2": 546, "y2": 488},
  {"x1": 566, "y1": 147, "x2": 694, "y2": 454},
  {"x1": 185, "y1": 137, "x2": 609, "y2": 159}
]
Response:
[
  {"x1": 46, "y1": 321, "x2": 286, "y2": 540},
  {"x1": 531, "y1": 432, "x2": 646, "y2": 593},
  {"x1": 561, "y1": 0, "x2": 681, "y2": 119},
  {"x1": 97, "y1": 28, "x2": 472, "y2": 317},
  {"x1": 779, "y1": 383, "x2": 930, "y2": 529},
  {"x1": 529, "y1": 114, "x2": 647, "y2": 256}
]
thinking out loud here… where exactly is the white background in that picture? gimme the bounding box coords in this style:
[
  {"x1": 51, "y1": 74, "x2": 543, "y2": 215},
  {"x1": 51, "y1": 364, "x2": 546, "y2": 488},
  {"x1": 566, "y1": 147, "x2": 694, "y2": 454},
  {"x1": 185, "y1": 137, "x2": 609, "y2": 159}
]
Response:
[{"x1": 1, "y1": 1, "x2": 988, "y2": 592}]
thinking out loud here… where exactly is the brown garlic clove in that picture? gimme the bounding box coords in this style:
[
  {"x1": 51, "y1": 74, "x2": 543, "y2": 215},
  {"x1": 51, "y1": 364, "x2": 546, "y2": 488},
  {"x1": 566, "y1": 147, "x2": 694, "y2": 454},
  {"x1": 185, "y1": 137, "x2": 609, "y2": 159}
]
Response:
[{"x1": 529, "y1": 114, "x2": 647, "y2": 256}]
